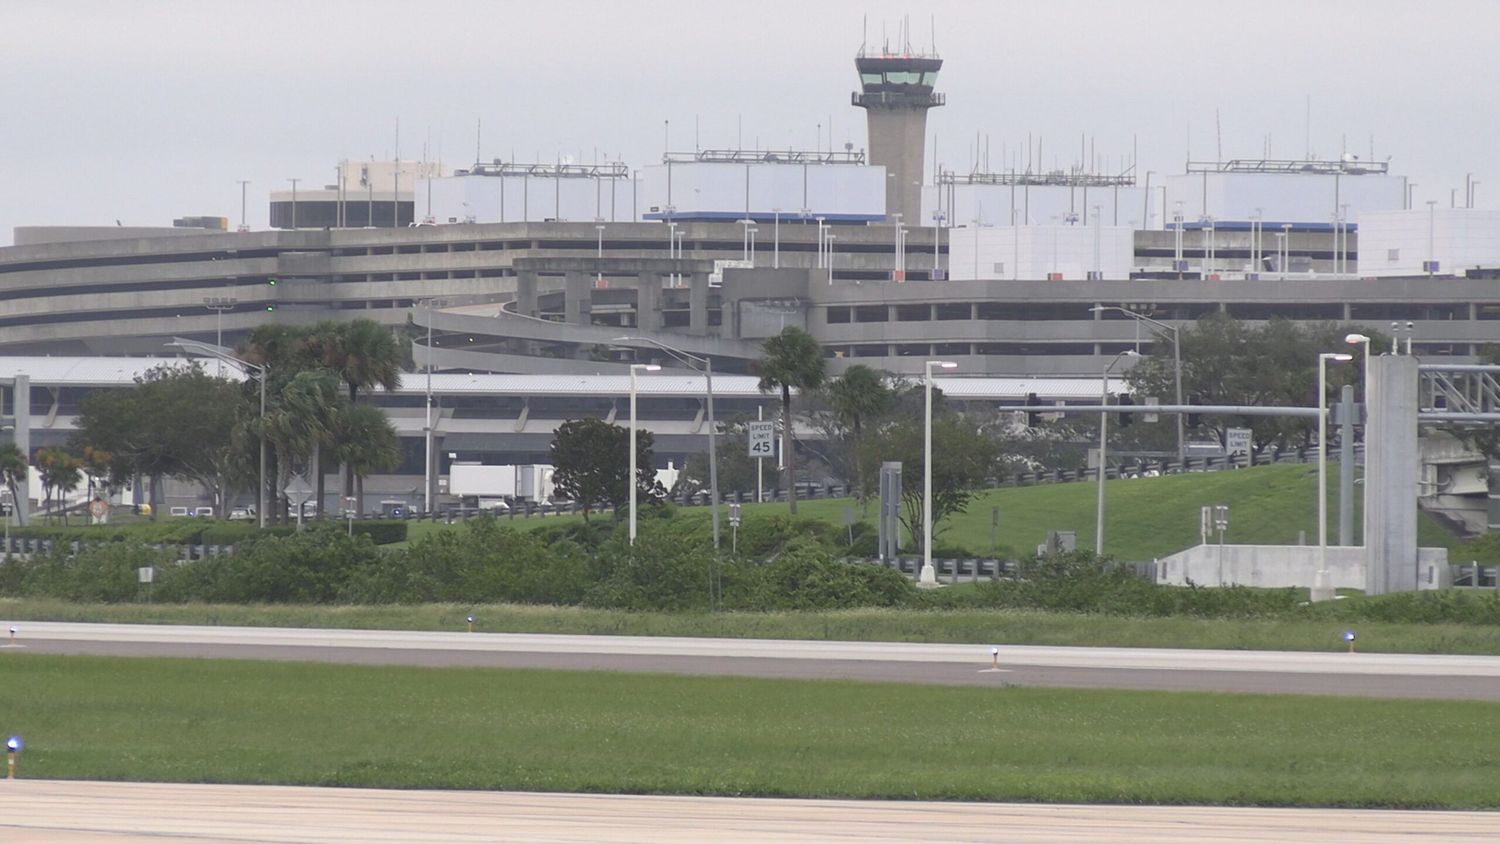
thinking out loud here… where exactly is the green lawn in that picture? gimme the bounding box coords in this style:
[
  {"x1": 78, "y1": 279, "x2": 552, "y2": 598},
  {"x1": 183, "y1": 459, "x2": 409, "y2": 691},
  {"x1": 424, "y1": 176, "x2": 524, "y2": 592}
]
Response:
[
  {"x1": 407, "y1": 463, "x2": 1454, "y2": 561},
  {"x1": 1, "y1": 653, "x2": 1494, "y2": 808},
  {"x1": 24, "y1": 464, "x2": 1460, "y2": 563},
  {"x1": 7, "y1": 600, "x2": 1499, "y2": 655}
]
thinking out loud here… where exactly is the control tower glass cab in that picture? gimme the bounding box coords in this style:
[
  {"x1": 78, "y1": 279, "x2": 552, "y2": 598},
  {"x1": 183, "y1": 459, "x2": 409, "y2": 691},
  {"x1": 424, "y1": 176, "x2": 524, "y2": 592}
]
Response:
[
  {"x1": 853, "y1": 53, "x2": 944, "y2": 224},
  {"x1": 853, "y1": 55, "x2": 945, "y2": 108}
]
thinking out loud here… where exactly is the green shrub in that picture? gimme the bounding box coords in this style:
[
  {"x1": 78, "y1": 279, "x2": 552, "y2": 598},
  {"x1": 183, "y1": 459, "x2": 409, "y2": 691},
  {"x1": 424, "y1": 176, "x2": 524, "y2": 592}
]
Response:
[
  {"x1": 345, "y1": 518, "x2": 586, "y2": 605},
  {"x1": 7, "y1": 542, "x2": 179, "y2": 603},
  {"x1": 350, "y1": 520, "x2": 408, "y2": 545},
  {"x1": 584, "y1": 528, "x2": 713, "y2": 611},
  {"x1": 172, "y1": 524, "x2": 381, "y2": 603},
  {"x1": 737, "y1": 538, "x2": 916, "y2": 610}
]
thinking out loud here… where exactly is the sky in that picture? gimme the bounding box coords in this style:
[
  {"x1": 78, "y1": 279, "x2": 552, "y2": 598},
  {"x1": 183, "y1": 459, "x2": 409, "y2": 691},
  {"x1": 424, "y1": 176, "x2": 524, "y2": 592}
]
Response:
[{"x1": 2, "y1": 0, "x2": 1497, "y2": 245}]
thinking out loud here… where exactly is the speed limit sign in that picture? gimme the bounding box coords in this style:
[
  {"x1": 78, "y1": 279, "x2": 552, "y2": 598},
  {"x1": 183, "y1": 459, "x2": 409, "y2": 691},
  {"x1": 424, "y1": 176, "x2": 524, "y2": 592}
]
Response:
[{"x1": 747, "y1": 421, "x2": 775, "y2": 459}]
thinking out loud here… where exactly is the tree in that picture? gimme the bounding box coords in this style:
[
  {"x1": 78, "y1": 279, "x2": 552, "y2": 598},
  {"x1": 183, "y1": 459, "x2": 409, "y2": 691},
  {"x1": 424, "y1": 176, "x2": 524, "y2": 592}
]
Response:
[
  {"x1": 1127, "y1": 314, "x2": 1379, "y2": 454},
  {"x1": 756, "y1": 326, "x2": 826, "y2": 515},
  {"x1": 550, "y1": 417, "x2": 664, "y2": 521},
  {"x1": 263, "y1": 370, "x2": 343, "y2": 522},
  {"x1": 34, "y1": 446, "x2": 82, "y2": 524},
  {"x1": 73, "y1": 363, "x2": 245, "y2": 519},
  {"x1": 821, "y1": 365, "x2": 894, "y2": 499},
  {"x1": 332, "y1": 403, "x2": 402, "y2": 509},
  {"x1": 0, "y1": 443, "x2": 29, "y2": 526},
  {"x1": 677, "y1": 417, "x2": 781, "y2": 498},
  {"x1": 856, "y1": 413, "x2": 1003, "y2": 552},
  {"x1": 306, "y1": 320, "x2": 404, "y2": 507}
]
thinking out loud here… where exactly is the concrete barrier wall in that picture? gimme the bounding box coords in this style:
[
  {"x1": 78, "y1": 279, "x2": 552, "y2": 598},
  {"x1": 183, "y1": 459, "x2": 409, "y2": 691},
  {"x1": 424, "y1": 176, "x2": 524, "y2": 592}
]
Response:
[{"x1": 1155, "y1": 544, "x2": 1450, "y2": 591}]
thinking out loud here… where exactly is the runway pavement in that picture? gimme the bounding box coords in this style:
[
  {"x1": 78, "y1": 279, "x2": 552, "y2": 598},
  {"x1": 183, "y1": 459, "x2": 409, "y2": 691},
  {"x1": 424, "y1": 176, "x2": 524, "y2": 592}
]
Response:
[
  {"x1": 6, "y1": 621, "x2": 1500, "y2": 699},
  {"x1": 1, "y1": 780, "x2": 1495, "y2": 843}
]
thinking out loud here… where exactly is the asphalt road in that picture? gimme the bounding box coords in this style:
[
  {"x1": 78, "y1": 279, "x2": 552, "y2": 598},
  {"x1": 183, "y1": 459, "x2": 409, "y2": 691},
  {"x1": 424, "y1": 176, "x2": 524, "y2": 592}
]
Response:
[
  {"x1": 7, "y1": 621, "x2": 1500, "y2": 699},
  {"x1": 2, "y1": 781, "x2": 1496, "y2": 843}
]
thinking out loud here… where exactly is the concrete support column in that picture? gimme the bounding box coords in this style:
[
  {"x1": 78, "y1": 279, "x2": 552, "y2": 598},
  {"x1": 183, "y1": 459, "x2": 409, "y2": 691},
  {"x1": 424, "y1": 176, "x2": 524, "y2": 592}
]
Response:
[
  {"x1": 689, "y1": 272, "x2": 709, "y2": 335},
  {"x1": 1364, "y1": 355, "x2": 1419, "y2": 595},
  {"x1": 515, "y1": 270, "x2": 539, "y2": 317},
  {"x1": 563, "y1": 271, "x2": 592, "y2": 326},
  {"x1": 635, "y1": 272, "x2": 661, "y2": 332},
  {"x1": 10, "y1": 374, "x2": 29, "y2": 526}
]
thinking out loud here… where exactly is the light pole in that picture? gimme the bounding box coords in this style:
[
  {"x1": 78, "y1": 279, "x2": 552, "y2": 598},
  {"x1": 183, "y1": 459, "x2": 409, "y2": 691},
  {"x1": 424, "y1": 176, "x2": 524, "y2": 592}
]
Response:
[
  {"x1": 1091, "y1": 306, "x2": 1184, "y2": 465},
  {"x1": 1426, "y1": 200, "x2": 1438, "y2": 277},
  {"x1": 773, "y1": 208, "x2": 781, "y2": 268},
  {"x1": 202, "y1": 297, "x2": 237, "y2": 377},
  {"x1": 236, "y1": 180, "x2": 251, "y2": 232},
  {"x1": 166, "y1": 338, "x2": 267, "y2": 528},
  {"x1": 1314, "y1": 352, "x2": 1354, "y2": 601},
  {"x1": 595, "y1": 224, "x2": 605, "y2": 284},
  {"x1": 920, "y1": 360, "x2": 958, "y2": 587},
  {"x1": 1096, "y1": 350, "x2": 1139, "y2": 556},
  {"x1": 617, "y1": 337, "x2": 719, "y2": 551},
  {"x1": 628, "y1": 363, "x2": 661, "y2": 545},
  {"x1": 1346, "y1": 333, "x2": 1372, "y2": 546}
]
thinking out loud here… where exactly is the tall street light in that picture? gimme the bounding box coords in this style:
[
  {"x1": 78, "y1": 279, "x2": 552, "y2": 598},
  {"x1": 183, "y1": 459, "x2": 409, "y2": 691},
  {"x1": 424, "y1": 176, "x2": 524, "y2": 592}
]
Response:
[
  {"x1": 1091, "y1": 305, "x2": 1184, "y2": 465},
  {"x1": 1346, "y1": 333, "x2": 1372, "y2": 546},
  {"x1": 628, "y1": 363, "x2": 661, "y2": 545},
  {"x1": 167, "y1": 338, "x2": 267, "y2": 528},
  {"x1": 617, "y1": 336, "x2": 720, "y2": 551},
  {"x1": 1314, "y1": 352, "x2": 1355, "y2": 601},
  {"x1": 920, "y1": 360, "x2": 958, "y2": 587},
  {"x1": 1096, "y1": 350, "x2": 1139, "y2": 556}
]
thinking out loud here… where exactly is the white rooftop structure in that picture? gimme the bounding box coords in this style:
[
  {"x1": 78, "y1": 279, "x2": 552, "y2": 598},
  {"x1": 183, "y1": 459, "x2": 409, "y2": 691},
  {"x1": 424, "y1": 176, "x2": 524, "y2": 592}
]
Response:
[{"x1": 1, "y1": 358, "x2": 1120, "y2": 401}]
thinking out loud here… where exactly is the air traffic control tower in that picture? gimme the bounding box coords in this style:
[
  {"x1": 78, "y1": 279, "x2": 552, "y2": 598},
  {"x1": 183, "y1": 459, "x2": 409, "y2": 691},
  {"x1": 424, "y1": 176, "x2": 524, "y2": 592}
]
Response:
[{"x1": 853, "y1": 48, "x2": 943, "y2": 224}]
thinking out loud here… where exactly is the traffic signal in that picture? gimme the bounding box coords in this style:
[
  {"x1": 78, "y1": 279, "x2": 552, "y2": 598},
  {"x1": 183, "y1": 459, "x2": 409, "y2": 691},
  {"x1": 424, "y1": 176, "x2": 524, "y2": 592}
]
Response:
[
  {"x1": 1024, "y1": 392, "x2": 1042, "y2": 427},
  {"x1": 1118, "y1": 394, "x2": 1135, "y2": 427}
]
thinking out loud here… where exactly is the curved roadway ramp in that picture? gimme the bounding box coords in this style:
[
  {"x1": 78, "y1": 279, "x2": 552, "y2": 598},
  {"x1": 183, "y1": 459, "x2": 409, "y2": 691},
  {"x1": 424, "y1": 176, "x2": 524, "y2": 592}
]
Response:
[
  {"x1": 9, "y1": 622, "x2": 1500, "y2": 700},
  {"x1": 1, "y1": 781, "x2": 1496, "y2": 843}
]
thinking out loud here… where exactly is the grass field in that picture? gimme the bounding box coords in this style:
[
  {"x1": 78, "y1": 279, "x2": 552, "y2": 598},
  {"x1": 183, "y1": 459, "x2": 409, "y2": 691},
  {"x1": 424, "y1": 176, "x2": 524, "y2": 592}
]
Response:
[
  {"x1": 6, "y1": 599, "x2": 1500, "y2": 655},
  {"x1": 403, "y1": 463, "x2": 1456, "y2": 561},
  {"x1": 21, "y1": 464, "x2": 1460, "y2": 562},
  {"x1": 0, "y1": 653, "x2": 1494, "y2": 808}
]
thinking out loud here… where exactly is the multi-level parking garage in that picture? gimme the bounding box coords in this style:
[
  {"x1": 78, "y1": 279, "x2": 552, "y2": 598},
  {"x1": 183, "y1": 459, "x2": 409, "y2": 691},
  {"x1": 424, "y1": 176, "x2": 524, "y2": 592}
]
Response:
[{"x1": 4, "y1": 222, "x2": 1495, "y2": 378}]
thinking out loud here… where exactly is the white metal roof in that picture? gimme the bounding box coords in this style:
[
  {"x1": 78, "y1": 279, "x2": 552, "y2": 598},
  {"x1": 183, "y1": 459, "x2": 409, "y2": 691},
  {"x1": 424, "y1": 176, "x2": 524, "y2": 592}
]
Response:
[
  {"x1": 0, "y1": 356, "x2": 233, "y2": 387},
  {"x1": 1, "y1": 358, "x2": 1118, "y2": 400}
]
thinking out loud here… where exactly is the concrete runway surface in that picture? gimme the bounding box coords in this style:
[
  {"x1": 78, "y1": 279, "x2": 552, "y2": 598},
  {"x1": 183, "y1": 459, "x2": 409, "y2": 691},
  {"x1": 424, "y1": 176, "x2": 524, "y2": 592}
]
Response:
[
  {"x1": 7, "y1": 621, "x2": 1500, "y2": 699},
  {"x1": 1, "y1": 781, "x2": 1496, "y2": 843}
]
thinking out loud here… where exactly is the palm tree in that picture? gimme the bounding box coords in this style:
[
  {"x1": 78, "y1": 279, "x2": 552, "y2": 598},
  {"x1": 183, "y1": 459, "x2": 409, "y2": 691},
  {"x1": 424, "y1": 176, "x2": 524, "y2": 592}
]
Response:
[
  {"x1": 755, "y1": 326, "x2": 826, "y2": 515},
  {"x1": 307, "y1": 320, "x2": 403, "y2": 507},
  {"x1": 825, "y1": 365, "x2": 893, "y2": 501},
  {"x1": 34, "y1": 447, "x2": 82, "y2": 524},
  {"x1": 0, "y1": 443, "x2": 27, "y2": 527},
  {"x1": 264, "y1": 371, "x2": 342, "y2": 522},
  {"x1": 332, "y1": 403, "x2": 401, "y2": 511}
]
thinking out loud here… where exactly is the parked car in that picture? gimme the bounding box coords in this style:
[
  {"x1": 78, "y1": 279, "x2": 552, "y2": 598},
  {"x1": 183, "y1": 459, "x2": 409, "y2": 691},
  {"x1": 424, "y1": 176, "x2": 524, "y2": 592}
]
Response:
[{"x1": 227, "y1": 507, "x2": 255, "y2": 521}]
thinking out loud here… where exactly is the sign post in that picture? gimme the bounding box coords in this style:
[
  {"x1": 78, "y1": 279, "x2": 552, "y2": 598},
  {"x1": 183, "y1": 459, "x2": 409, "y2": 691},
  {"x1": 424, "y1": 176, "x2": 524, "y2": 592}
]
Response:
[
  {"x1": 1225, "y1": 427, "x2": 1252, "y2": 461},
  {"x1": 284, "y1": 474, "x2": 314, "y2": 531},
  {"x1": 747, "y1": 421, "x2": 775, "y2": 460}
]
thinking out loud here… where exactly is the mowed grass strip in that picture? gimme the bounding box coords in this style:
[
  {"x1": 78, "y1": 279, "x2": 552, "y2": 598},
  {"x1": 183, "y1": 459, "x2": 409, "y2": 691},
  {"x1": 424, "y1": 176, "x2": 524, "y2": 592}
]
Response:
[
  {"x1": 402, "y1": 463, "x2": 1455, "y2": 559},
  {"x1": 1, "y1": 653, "x2": 1497, "y2": 808},
  {"x1": 7, "y1": 599, "x2": 1500, "y2": 655}
]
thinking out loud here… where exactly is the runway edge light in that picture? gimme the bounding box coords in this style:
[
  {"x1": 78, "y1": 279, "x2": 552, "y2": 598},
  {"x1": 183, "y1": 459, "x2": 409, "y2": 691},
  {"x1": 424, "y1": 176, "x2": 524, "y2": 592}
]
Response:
[
  {"x1": 6, "y1": 736, "x2": 20, "y2": 780},
  {"x1": 1343, "y1": 630, "x2": 1356, "y2": 654}
]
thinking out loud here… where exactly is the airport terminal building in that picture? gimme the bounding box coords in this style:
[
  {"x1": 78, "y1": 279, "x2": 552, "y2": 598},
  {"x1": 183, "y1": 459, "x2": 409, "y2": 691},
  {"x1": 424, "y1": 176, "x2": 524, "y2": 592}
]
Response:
[{"x1": 3, "y1": 46, "x2": 1499, "y2": 513}]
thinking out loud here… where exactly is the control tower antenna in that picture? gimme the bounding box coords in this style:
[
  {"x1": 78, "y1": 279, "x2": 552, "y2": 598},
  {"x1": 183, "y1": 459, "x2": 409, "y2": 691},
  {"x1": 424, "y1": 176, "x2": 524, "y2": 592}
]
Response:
[{"x1": 853, "y1": 26, "x2": 943, "y2": 223}]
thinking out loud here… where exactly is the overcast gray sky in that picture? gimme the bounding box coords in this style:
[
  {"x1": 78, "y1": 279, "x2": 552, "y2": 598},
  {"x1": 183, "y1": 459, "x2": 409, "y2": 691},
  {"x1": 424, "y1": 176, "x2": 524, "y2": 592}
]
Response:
[{"x1": 3, "y1": 0, "x2": 1495, "y2": 245}]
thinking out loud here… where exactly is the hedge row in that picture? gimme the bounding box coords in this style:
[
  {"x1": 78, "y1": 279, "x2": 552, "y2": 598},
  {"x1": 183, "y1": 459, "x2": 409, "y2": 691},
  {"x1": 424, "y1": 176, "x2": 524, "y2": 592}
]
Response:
[{"x1": 8, "y1": 520, "x2": 407, "y2": 547}]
